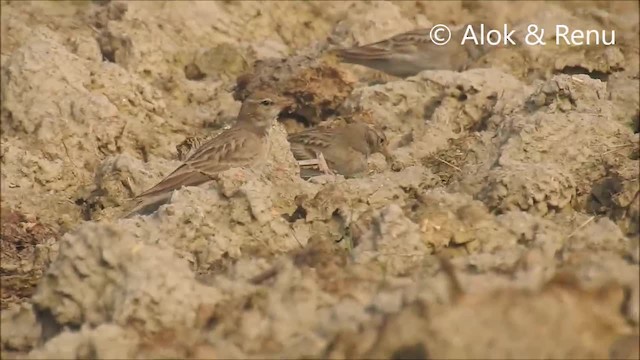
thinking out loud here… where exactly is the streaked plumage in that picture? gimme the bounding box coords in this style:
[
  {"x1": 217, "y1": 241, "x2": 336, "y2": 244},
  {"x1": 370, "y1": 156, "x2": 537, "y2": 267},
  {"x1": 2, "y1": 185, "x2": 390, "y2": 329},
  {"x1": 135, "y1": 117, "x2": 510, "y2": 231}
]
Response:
[
  {"x1": 288, "y1": 122, "x2": 391, "y2": 178},
  {"x1": 334, "y1": 22, "x2": 490, "y2": 78},
  {"x1": 176, "y1": 135, "x2": 213, "y2": 161},
  {"x1": 125, "y1": 91, "x2": 291, "y2": 217}
]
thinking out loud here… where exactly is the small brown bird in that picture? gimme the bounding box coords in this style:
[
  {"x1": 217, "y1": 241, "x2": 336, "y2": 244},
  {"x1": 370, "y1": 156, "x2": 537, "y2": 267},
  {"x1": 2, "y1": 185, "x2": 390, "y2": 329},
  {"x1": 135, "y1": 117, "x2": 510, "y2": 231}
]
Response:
[
  {"x1": 334, "y1": 22, "x2": 491, "y2": 78},
  {"x1": 287, "y1": 122, "x2": 391, "y2": 178},
  {"x1": 125, "y1": 91, "x2": 292, "y2": 217}
]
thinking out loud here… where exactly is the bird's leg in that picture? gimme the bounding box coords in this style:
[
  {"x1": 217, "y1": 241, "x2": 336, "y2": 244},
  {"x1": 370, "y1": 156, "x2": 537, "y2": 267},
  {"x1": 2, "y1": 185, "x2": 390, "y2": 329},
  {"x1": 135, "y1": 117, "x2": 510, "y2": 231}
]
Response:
[
  {"x1": 316, "y1": 152, "x2": 334, "y2": 175},
  {"x1": 296, "y1": 153, "x2": 333, "y2": 175}
]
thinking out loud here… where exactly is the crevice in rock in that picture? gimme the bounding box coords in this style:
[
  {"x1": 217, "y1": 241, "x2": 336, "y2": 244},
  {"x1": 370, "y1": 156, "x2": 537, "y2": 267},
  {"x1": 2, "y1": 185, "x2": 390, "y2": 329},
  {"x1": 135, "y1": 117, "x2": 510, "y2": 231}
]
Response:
[{"x1": 555, "y1": 66, "x2": 610, "y2": 82}]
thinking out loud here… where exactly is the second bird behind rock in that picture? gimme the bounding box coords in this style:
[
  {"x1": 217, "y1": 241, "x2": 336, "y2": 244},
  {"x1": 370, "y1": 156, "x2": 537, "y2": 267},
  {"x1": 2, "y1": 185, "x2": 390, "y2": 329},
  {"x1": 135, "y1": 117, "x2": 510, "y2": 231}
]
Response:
[{"x1": 288, "y1": 122, "x2": 391, "y2": 179}]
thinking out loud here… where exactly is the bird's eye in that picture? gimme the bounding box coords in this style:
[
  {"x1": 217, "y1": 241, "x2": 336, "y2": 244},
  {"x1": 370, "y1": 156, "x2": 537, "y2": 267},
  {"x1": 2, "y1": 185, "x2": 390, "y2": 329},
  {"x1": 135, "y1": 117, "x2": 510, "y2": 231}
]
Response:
[
  {"x1": 378, "y1": 137, "x2": 386, "y2": 144},
  {"x1": 260, "y1": 99, "x2": 274, "y2": 106}
]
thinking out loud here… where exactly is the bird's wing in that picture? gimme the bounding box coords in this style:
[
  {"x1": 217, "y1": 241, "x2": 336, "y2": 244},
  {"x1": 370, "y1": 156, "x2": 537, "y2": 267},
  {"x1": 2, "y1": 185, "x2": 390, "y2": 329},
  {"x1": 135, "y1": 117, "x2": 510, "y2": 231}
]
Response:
[
  {"x1": 136, "y1": 128, "x2": 262, "y2": 199},
  {"x1": 287, "y1": 129, "x2": 335, "y2": 160},
  {"x1": 336, "y1": 29, "x2": 429, "y2": 60}
]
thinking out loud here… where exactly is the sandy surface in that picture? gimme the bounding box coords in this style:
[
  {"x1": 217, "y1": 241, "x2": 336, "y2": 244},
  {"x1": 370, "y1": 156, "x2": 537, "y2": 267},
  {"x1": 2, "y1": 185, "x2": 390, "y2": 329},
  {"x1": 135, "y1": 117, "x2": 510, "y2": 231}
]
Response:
[{"x1": 1, "y1": 1, "x2": 639, "y2": 359}]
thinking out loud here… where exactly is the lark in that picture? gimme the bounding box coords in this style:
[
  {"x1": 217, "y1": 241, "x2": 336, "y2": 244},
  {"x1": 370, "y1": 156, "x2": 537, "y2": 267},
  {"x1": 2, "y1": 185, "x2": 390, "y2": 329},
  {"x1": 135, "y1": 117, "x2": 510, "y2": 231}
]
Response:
[
  {"x1": 288, "y1": 122, "x2": 391, "y2": 178},
  {"x1": 333, "y1": 22, "x2": 490, "y2": 78},
  {"x1": 125, "y1": 91, "x2": 292, "y2": 217}
]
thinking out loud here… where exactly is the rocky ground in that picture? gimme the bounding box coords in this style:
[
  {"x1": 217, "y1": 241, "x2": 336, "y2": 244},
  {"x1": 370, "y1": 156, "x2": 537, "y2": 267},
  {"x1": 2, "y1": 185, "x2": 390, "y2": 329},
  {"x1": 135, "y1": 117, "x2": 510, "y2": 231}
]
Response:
[{"x1": 1, "y1": 1, "x2": 639, "y2": 359}]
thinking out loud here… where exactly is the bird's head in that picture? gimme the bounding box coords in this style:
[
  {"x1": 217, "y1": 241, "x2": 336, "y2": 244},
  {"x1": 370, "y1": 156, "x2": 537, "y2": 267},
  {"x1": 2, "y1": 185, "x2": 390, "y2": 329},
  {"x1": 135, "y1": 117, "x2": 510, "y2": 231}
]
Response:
[
  {"x1": 364, "y1": 124, "x2": 391, "y2": 159},
  {"x1": 237, "y1": 91, "x2": 294, "y2": 131}
]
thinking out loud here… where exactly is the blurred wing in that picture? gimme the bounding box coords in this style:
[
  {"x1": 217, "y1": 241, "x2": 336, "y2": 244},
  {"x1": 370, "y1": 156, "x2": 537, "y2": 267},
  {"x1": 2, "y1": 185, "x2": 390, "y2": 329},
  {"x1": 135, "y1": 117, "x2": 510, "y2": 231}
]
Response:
[
  {"x1": 386, "y1": 28, "x2": 432, "y2": 48},
  {"x1": 136, "y1": 128, "x2": 262, "y2": 199},
  {"x1": 336, "y1": 28, "x2": 430, "y2": 61},
  {"x1": 287, "y1": 129, "x2": 335, "y2": 160}
]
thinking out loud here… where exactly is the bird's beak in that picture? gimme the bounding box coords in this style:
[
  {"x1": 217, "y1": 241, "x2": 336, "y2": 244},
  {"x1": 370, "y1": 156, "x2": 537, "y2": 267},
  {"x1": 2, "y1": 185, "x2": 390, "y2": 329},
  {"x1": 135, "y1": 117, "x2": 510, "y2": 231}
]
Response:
[
  {"x1": 279, "y1": 97, "x2": 296, "y2": 111},
  {"x1": 380, "y1": 146, "x2": 393, "y2": 162}
]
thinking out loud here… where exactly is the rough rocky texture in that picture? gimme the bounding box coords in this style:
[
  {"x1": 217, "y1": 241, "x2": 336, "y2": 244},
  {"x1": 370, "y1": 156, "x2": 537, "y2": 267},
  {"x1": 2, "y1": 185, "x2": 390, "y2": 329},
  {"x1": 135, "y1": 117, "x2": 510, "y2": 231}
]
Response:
[
  {"x1": 1, "y1": 1, "x2": 638, "y2": 359},
  {"x1": 325, "y1": 274, "x2": 630, "y2": 359},
  {"x1": 1, "y1": 209, "x2": 59, "y2": 309}
]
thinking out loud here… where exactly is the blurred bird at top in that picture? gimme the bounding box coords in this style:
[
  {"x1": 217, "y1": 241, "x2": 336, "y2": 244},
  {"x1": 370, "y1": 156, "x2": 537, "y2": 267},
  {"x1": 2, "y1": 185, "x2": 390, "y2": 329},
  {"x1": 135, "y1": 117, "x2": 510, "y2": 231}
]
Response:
[{"x1": 332, "y1": 22, "x2": 492, "y2": 78}]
